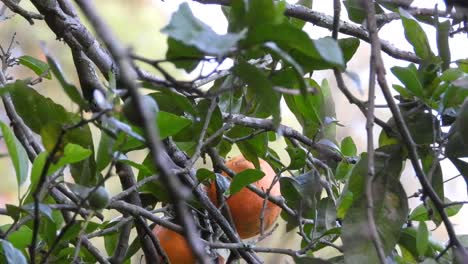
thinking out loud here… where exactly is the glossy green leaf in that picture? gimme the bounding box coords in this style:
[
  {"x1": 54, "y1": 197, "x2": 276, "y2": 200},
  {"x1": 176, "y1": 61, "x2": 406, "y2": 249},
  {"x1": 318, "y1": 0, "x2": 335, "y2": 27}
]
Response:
[
  {"x1": 1, "y1": 225, "x2": 32, "y2": 249},
  {"x1": 417, "y1": 221, "x2": 429, "y2": 256},
  {"x1": 340, "y1": 38, "x2": 360, "y2": 63},
  {"x1": 44, "y1": 51, "x2": 86, "y2": 108},
  {"x1": 9, "y1": 80, "x2": 94, "y2": 158},
  {"x1": 313, "y1": 37, "x2": 345, "y2": 68},
  {"x1": 342, "y1": 145, "x2": 406, "y2": 262},
  {"x1": 285, "y1": 146, "x2": 306, "y2": 170},
  {"x1": 391, "y1": 65, "x2": 424, "y2": 98},
  {"x1": 279, "y1": 176, "x2": 304, "y2": 211},
  {"x1": 337, "y1": 191, "x2": 354, "y2": 219},
  {"x1": 96, "y1": 132, "x2": 115, "y2": 172},
  {"x1": 229, "y1": 0, "x2": 285, "y2": 32},
  {"x1": 343, "y1": 0, "x2": 367, "y2": 24},
  {"x1": 18, "y1": 55, "x2": 51, "y2": 79},
  {"x1": 342, "y1": 181, "x2": 408, "y2": 263},
  {"x1": 316, "y1": 197, "x2": 337, "y2": 233},
  {"x1": 52, "y1": 143, "x2": 92, "y2": 171},
  {"x1": 0, "y1": 121, "x2": 29, "y2": 187},
  {"x1": 103, "y1": 222, "x2": 119, "y2": 256},
  {"x1": 399, "y1": 8, "x2": 433, "y2": 60},
  {"x1": 196, "y1": 168, "x2": 216, "y2": 183},
  {"x1": 341, "y1": 136, "x2": 357, "y2": 156},
  {"x1": 264, "y1": 42, "x2": 309, "y2": 92},
  {"x1": 233, "y1": 61, "x2": 281, "y2": 124},
  {"x1": 156, "y1": 111, "x2": 192, "y2": 139},
  {"x1": 162, "y1": 3, "x2": 244, "y2": 56},
  {"x1": 409, "y1": 204, "x2": 429, "y2": 221},
  {"x1": 165, "y1": 38, "x2": 203, "y2": 72},
  {"x1": 398, "y1": 227, "x2": 444, "y2": 259},
  {"x1": 226, "y1": 169, "x2": 265, "y2": 196}
]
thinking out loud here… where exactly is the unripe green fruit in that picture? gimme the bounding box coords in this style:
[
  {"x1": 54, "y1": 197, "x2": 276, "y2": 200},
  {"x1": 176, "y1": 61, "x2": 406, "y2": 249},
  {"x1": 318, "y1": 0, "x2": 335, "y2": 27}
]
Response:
[
  {"x1": 122, "y1": 95, "x2": 159, "y2": 126},
  {"x1": 88, "y1": 186, "x2": 110, "y2": 210}
]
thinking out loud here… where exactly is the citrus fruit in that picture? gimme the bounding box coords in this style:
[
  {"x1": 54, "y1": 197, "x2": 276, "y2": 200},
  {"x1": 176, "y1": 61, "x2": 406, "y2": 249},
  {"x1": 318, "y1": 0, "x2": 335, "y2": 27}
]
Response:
[
  {"x1": 206, "y1": 155, "x2": 282, "y2": 239},
  {"x1": 152, "y1": 225, "x2": 196, "y2": 264}
]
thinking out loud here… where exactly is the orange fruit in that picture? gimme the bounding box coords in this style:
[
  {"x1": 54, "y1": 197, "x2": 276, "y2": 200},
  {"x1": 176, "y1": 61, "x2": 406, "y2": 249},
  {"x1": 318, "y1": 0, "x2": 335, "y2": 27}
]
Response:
[
  {"x1": 152, "y1": 225, "x2": 196, "y2": 264},
  {"x1": 152, "y1": 226, "x2": 227, "y2": 263},
  {"x1": 206, "y1": 155, "x2": 282, "y2": 239}
]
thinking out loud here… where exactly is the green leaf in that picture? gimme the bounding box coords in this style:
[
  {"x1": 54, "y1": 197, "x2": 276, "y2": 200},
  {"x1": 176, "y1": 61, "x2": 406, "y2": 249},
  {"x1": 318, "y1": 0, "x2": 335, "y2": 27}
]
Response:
[
  {"x1": 399, "y1": 8, "x2": 433, "y2": 60},
  {"x1": 391, "y1": 65, "x2": 424, "y2": 98},
  {"x1": 0, "y1": 239, "x2": 27, "y2": 264},
  {"x1": 409, "y1": 204, "x2": 429, "y2": 221},
  {"x1": 96, "y1": 131, "x2": 115, "y2": 172},
  {"x1": 263, "y1": 42, "x2": 309, "y2": 92},
  {"x1": 280, "y1": 176, "x2": 303, "y2": 211},
  {"x1": 445, "y1": 198, "x2": 463, "y2": 217},
  {"x1": 343, "y1": 0, "x2": 367, "y2": 24},
  {"x1": 156, "y1": 111, "x2": 192, "y2": 139},
  {"x1": 342, "y1": 145, "x2": 406, "y2": 262},
  {"x1": 237, "y1": 133, "x2": 268, "y2": 169},
  {"x1": 416, "y1": 221, "x2": 429, "y2": 256},
  {"x1": 29, "y1": 144, "x2": 91, "y2": 194},
  {"x1": 316, "y1": 197, "x2": 337, "y2": 232},
  {"x1": 9, "y1": 80, "x2": 96, "y2": 186},
  {"x1": 398, "y1": 227, "x2": 444, "y2": 260},
  {"x1": 18, "y1": 55, "x2": 51, "y2": 79},
  {"x1": 233, "y1": 61, "x2": 281, "y2": 124},
  {"x1": 103, "y1": 222, "x2": 120, "y2": 255},
  {"x1": 342, "y1": 181, "x2": 408, "y2": 263},
  {"x1": 148, "y1": 90, "x2": 196, "y2": 116},
  {"x1": 165, "y1": 38, "x2": 203, "y2": 72},
  {"x1": 282, "y1": 78, "x2": 324, "y2": 139},
  {"x1": 173, "y1": 99, "x2": 222, "y2": 148},
  {"x1": 196, "y1": 168, "x2": 216, "y2": 183},
  {"x1": 285, "y1": 146, "x2": 306, "y2": 170},
  {"x1": 340, "y1": 38, "x2": 361, "y2": 63},
  {"x1": 43, "y1": 51, "x2": 86, "y2": 108},
  {"x1": 421, "y1": 152, "x2": 444, "y2": 226},
  {"x1": 341, "y1": 136, "x2": 357, "y2": 156},
  {"x1": 229, "y1": 0, "x2": 285, "y2": 32},
  {"x1": 51, "y1": 143, "x2": 92, "y2": 171},
  {"x1": 335, "y1": 161, "x2": 353, "y2": 181},
  {"x1": 337, "y1": 191, "x2": 353, "y2": 219},
  {"x1": 1, "y1": 225, "x2": 32, "y2": 249},
  {"x1": 29, "y1": 152, "x2": 47, "y2": 194},
  {"x1": 162, "y1": 2, "x2": 245, "y2": 56},
  {"x1": 226, "y1": 169, "x2": 265, "y2": 196},
  {"x1": 0, "y1": 121, "x2": 29, "y2": 187},
  {"x1": 313, "y1": 37, "x2": 345, "y2": 68}
]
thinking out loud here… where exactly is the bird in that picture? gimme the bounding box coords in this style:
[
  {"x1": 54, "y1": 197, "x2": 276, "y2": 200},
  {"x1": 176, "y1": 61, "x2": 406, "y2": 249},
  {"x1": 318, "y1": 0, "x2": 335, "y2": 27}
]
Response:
[
  {"x1": 444, "y1": 0, "x2": 468, "y2": 15},
  {"x1": 444, "y1": 0, "x2": 468, "y2": 35}
]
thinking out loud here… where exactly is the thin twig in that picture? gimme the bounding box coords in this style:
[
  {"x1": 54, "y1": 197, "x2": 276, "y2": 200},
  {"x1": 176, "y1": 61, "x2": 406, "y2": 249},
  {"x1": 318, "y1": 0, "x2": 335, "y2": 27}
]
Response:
[{"x1": 363, "y1": 1, "x2": 387, "y2": 262}]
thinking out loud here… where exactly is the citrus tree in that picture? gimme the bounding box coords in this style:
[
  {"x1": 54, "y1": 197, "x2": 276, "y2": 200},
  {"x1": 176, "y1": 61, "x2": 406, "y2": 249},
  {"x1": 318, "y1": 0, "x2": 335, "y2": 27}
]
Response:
[{"x1": 0, "y1": 0, "x2": 467, "y2": 263}]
